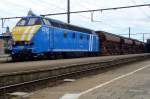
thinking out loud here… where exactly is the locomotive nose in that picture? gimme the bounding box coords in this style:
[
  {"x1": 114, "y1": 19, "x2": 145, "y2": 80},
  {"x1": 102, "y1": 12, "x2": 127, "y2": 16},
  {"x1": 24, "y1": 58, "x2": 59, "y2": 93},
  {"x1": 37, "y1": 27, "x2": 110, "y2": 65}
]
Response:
[{"x1": 12, "y1": 25, "x2": 41, "y2": 42}]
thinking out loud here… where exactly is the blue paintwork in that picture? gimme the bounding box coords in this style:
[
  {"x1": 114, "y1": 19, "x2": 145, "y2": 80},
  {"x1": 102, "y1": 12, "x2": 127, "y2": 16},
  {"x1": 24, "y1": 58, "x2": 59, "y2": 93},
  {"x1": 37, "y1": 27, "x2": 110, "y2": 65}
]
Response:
[{"x1": 12, "y1": 18, "x2": 100, "y2": 56}]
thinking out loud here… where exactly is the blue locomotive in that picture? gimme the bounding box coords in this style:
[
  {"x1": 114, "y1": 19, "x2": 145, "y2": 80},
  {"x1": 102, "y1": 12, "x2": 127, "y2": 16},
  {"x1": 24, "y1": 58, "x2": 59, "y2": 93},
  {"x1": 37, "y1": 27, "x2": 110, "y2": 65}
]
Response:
[{"x1": 11, "y1": 12, "x2": 100, "y2": 60}]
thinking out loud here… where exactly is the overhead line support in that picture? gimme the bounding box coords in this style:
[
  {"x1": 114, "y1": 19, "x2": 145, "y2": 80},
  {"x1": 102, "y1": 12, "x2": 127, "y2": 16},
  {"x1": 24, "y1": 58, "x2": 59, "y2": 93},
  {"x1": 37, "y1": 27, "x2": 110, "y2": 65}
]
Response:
[{"x1": 0, "y1": 4, "x2": 150, "y2": 19}]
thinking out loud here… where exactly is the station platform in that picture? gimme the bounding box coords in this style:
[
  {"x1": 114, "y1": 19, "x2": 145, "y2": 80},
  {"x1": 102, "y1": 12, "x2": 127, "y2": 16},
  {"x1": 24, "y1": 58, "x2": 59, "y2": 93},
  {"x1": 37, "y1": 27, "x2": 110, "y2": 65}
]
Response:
[
  {"x1": 0, "y1": 54, "x2": 149, "y2": 76},
  {"x1": 28, "y1": 58, "x2": 150, "y2": 99},
  {"x1": 0, "y1": 53, "x2": 150, "y2": 99}
]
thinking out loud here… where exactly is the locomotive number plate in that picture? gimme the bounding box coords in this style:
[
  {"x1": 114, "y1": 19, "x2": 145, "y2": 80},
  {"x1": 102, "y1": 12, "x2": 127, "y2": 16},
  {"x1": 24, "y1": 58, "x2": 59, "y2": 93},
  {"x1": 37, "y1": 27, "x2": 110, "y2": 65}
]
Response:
[{"x1": 19, "y1": 46, "x2": 24, "y2": 49}]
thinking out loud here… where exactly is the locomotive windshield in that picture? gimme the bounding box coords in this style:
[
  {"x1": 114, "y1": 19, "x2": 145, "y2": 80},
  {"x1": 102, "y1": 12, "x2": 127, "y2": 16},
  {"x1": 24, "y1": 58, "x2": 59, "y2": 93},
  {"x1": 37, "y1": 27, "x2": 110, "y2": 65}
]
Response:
[{"x1": 16, "y1": 17, "x2": 42, "y2": 26}]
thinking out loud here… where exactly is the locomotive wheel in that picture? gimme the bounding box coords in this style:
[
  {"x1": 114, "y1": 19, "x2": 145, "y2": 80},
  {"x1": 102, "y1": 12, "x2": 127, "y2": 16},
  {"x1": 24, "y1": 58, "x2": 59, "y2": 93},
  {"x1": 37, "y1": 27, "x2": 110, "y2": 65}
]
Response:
[{"x1": 11, "y1": 55, "x2": 20, "y2": 61}]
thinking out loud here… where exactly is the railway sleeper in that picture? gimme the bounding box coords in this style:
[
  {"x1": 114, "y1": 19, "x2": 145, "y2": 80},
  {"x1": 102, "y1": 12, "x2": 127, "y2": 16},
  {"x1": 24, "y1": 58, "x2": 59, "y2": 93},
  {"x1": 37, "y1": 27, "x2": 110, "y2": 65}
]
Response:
[{"x1": 0, "y1": 55, "x2": 149, "y2": 96}]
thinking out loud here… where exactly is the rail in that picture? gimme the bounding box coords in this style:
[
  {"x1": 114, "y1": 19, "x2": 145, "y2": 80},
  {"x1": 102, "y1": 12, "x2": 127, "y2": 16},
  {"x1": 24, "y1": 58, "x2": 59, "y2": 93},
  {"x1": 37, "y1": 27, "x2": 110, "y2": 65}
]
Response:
[
  {"x1": 0, "y1": 54, "x2": 149, "y2": 98},
  {"x1": 0, "y1": 54, "x2": 10, "y2": 58}
]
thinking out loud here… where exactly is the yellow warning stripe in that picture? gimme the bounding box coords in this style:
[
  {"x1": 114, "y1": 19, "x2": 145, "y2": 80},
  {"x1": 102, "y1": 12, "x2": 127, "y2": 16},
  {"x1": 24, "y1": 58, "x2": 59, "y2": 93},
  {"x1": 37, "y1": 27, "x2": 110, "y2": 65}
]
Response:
[
  {"x1": 12, "y1": 25, "x2": 41, "y2": 41},
  {"x1": 27, "y1": 25, "x2": 41, "y2": 41},
  {"x1": 21, "y1": 26, "x2": 32, "y2": 41},
  {"x1": 24, "y1": 26, "x2": 35, "y2": 41}
]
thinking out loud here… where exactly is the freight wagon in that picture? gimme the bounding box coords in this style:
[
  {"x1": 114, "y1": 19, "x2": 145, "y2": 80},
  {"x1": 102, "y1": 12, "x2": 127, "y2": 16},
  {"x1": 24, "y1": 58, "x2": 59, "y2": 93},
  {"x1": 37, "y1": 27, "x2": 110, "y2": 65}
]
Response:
[{"x1": 96, "y1": 31, "x2": 145, "y2": 55}]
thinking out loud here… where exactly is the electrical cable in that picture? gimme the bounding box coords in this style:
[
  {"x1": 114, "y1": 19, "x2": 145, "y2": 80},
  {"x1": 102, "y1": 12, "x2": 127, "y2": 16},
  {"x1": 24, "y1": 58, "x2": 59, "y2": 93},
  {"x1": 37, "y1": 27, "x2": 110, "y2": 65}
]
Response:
[
  {"x1": 76, "y1": 12, "x2": 128, "y2": 32},
  {"x1": 139, "y1": 0, "x2": 150, "y2": 8},
  {"x1": 1, "y1": 3, "x2": 150, "y2": 19},
  {"x1": 130, "y1": 0, "x2": 150, "y2": 19}
]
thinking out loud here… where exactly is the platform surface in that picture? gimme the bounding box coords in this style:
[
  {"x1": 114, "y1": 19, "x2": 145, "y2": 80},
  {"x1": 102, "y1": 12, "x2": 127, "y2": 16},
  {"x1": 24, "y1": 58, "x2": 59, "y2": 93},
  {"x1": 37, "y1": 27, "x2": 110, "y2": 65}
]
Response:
[
  {"x1": 28, "y1": 59, "x2": 150, "y2": 99},
  {"x1": 0, "y1": 54, "x2": 148, "y2": 76}
]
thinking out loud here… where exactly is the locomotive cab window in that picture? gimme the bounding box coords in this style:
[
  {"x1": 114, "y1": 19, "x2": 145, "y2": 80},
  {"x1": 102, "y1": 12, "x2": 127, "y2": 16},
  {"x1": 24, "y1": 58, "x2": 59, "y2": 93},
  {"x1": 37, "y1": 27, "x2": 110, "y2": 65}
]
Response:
[
  {"x1": 16, "y1": 18, "x2": 27, "y2": 26},
  {"x1": 16, "y1": 17, "x2": 42, "y2": 26},
  {"x1": 43, "y1": 19, "x2": 51, "y2": 26},
  {"x1": 28, "y1": 18, "x2": 42, "y2": 25}
]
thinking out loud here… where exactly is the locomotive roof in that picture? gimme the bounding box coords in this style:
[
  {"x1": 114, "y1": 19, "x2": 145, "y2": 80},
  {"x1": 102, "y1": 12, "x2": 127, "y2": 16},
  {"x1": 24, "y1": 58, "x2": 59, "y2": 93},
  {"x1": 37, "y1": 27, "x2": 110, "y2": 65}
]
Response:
[
  {"x1": 22, "y1": 15, "x2": 95, "y2": 34},
  {"x1": 46, "y1": 17, "x2": 95, "y2": 34}
]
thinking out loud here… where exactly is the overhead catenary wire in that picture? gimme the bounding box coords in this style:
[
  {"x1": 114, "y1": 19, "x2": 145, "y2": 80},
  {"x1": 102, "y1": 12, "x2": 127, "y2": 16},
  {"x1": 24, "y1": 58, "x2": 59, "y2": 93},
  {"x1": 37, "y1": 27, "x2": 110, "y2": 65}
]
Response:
[
  {"x1": 1, "y1": 3, "x2": 150, "y2": 31},
  {"x1": 119, "y1": 32, "x2": 150, "y2": 42},
  {"x1": 75, "y1": 0, "x2": 100, "y2": 10},
  {"x1": 1, "y1": 3, "x2": 147, "y2": 34},
  {"x1": 130, "y1": 0, "x2": 150, "y2": 19},
  {"x1": 42, "y1": 4, "x2": 150, "y2": 16},
  {"x1": 139, "y1": 0, "x2": 150, "y2": 8},
  {"x1": 0, "y1": 0, "x2": 65, "y2": 19},
  {"x1": 89, "y1": 10, "x2": 130, "y2": 31},
  {"x1": 1, "y1": 3, "x2": 150, "y2": 20},
  {"x1": 73, "y1": 12, "x2": 128, "y2": 32},
  {"x1": 33, "y1": 0, "x2": 65, "y2": 12}
]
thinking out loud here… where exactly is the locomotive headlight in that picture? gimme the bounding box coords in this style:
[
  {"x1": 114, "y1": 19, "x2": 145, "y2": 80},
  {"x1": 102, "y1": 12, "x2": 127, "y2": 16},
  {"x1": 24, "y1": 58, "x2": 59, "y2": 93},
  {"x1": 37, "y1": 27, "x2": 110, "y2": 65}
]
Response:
[
  {"x1": 24, "y1": 41, "x2": 34, "y2": 46},
  {"x1": 13, "y1": 42, "x2": 16, "y2": 45},
  {"x1": 25, "y1": 42, "x2": 28, "y2": 45}
]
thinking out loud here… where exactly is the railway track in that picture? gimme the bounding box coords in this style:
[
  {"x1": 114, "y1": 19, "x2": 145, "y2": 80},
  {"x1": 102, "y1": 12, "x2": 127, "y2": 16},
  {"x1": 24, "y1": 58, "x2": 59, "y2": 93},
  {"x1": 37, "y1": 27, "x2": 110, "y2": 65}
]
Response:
[{"x1": 0, "y1": 54, "x2": 150, "y2": 98}]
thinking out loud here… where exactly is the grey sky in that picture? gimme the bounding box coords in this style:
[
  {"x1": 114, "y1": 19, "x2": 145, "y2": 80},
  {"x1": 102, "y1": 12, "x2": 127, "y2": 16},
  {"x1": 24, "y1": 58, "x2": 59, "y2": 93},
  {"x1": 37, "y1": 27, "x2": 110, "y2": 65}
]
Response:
[{"x1": 0, "y1": 0, "x2": 150, "y2": 41}]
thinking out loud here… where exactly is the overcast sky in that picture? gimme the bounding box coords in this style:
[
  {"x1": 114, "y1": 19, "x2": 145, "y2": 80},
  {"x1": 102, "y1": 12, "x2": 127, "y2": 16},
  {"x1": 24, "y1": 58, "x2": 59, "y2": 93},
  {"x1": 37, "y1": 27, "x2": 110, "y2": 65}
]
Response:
[{"x1": 0, "y1": 0, "x2": 150, "y2": 42}]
